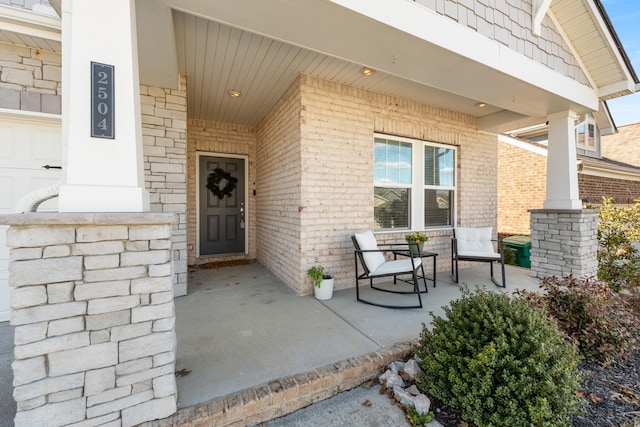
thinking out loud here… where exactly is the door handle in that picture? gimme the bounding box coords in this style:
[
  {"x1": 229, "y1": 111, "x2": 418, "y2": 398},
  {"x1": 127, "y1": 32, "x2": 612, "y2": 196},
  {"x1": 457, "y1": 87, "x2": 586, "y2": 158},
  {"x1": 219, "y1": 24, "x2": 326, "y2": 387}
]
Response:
[
  {"x1": 42, "y1": 165, "x2": 62, "y2": 169},
  {"x1": 240, "y1": 203, "x2": 245, "y2": 229}
]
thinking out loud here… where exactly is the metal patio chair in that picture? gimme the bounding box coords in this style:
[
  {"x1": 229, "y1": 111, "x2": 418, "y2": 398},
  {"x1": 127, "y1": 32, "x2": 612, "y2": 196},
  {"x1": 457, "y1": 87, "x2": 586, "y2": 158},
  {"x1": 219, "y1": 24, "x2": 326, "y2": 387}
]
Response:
[
  {"x1": 451, "y1": 226, "x2": 506, "y2": 288},
  {"x1": 352, "y1": 230, "x2": 428, "y2": 309}
]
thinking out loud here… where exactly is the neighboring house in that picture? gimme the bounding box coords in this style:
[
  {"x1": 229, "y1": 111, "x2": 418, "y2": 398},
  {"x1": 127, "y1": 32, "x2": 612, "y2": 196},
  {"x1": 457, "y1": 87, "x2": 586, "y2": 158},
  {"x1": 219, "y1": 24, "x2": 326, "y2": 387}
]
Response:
[
  {"x1": 498, "y1": 120, "x2": 640, "y2": 236},
  {"x1": 0, "y1": 0, "x2": 638, "y2": 425}
]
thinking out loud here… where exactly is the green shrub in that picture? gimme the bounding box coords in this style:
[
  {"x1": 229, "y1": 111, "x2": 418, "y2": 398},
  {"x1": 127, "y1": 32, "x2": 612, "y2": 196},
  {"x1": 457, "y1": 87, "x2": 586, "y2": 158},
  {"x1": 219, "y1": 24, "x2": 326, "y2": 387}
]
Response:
[
  {"x1": 503, "y1": 246, "x2": 517, "y2": 266},
  {"x1": 416, "y1": 288, "x2": 583, "y2": 427},
  {"x1": 597, "y1": 197, "x2": 640, "y2": 291},
  {"x1": 531, "y1": 275, "x2": 640, "y2": 365}
]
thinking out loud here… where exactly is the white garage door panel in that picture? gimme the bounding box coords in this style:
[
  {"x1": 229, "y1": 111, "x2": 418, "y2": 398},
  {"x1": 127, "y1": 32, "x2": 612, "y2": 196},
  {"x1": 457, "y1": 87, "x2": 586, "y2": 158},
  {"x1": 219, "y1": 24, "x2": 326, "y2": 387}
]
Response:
[
  {"x1": 0, "y1": 119, "x2": 61, "y2": 169},
  {"x1": 0, "y1": 116, "x2": 61, "y2": 322}
]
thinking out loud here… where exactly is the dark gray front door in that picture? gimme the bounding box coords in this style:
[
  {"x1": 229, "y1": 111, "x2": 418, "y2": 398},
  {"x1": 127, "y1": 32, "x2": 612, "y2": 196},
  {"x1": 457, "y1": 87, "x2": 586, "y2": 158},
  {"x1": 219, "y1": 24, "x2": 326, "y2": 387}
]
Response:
[{"x1": 199, "y1": 156, "x2": 245, "y2": 255}]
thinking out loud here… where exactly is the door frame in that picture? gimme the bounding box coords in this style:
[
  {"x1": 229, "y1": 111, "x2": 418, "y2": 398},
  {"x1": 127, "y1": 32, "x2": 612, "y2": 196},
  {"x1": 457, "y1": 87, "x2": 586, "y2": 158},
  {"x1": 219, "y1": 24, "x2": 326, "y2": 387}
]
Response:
[{"x1": 195, "y1": 151, "x2": 249, "y2": 258}]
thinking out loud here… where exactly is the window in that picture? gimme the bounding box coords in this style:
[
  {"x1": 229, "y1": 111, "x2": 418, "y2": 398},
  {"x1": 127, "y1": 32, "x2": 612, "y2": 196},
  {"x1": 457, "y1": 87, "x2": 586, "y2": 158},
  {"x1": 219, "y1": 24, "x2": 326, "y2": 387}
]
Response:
[
  {"x1": 374, "y1": 134, "x2": 456, "y2": 230},
  {"x1": 576, "y1": 114, "x2": 599, "y2": 153}
]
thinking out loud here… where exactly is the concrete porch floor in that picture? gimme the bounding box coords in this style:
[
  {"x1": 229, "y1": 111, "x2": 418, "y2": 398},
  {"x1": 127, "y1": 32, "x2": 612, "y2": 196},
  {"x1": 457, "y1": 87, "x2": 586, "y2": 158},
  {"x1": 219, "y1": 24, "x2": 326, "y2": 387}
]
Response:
[
  {"x1": 173, "y1": 262, "x2": 540, "y2": 409},
  {"x1": 0, "y1": 262, "x2": 540, "y2": 426}
]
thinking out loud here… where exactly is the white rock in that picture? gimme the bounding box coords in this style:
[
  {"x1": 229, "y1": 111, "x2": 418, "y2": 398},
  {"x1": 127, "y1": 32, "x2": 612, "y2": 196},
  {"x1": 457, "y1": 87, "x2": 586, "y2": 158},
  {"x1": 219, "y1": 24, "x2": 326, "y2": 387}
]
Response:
[
  {"x1": 403, "y1": 358, "x2": 423, "y2": 380},
  {"x1": 413, "y1": 394, "x2": 431, "y2": 415},
  {"x1": 378, "y1": 370, "x2": 405, "y2": 388},
  {"x1": 389, "y1": 360, "x2": 405, "y2": 373}
]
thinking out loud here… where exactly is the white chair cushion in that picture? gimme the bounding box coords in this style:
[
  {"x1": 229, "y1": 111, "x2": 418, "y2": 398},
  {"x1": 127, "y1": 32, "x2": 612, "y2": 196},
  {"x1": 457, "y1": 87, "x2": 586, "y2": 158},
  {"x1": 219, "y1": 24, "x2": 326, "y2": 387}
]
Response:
[
  {"x1": 368, "y1": 258, "x2": 422, "y2": 277},
  {"x1": 354, "y1": 231, "x2": 386, "y2": 273},
  {"x1": 455, "y1": 227, "x2": 496, "y2": 256}
]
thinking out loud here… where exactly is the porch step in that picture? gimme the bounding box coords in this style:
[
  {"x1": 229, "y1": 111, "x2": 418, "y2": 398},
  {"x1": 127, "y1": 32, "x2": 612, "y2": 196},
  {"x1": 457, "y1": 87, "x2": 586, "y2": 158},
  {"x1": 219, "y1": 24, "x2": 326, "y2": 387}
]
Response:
[{"x1": 143, "y1": 341, "x2": 413, "y2": 426}]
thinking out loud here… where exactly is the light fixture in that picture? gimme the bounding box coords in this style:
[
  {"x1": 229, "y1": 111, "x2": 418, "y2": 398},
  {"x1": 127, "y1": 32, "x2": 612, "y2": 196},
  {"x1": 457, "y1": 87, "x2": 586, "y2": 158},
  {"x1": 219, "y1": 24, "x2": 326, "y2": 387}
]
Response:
[
  {"x1": 228, "y1": 90, "x2": 242, "y2": 98},
  {"x1": 361, "y1": 67, "x2": 375, "y2": 76},
  {"x1": 475, "y1": 102, "x2": 487, "y2": 108}
]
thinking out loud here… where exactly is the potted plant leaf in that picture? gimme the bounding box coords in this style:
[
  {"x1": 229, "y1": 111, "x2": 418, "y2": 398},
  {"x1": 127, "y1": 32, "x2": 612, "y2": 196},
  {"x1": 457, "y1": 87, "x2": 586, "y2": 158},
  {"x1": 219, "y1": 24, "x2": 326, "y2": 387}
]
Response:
[
  {"x1": 405, "y1": 231, "x2": 429, "y2": 256},
  {"x1": 307, "y1": 265, "x2": 334, "y2": 300}
]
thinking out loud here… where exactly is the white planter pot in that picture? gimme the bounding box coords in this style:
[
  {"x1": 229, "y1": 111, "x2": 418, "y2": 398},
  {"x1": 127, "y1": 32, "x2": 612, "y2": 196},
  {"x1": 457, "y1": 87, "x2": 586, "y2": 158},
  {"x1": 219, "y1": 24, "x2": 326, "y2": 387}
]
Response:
[{"x1": 314, "y1": 277, "x2": 334, "y2": 300}]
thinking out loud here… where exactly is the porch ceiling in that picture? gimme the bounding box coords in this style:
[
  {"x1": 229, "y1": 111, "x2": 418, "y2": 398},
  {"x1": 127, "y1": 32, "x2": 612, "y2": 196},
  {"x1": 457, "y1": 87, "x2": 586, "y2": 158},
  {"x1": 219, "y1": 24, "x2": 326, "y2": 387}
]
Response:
[{"x1": 133, "y1": 0, "x2": 629, "y2": 131}]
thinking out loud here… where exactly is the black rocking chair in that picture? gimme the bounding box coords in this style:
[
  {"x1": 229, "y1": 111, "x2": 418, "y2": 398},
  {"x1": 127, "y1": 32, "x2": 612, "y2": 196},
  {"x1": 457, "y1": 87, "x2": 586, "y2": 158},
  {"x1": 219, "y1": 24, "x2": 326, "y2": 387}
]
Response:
[{"x1": 352, "y1": 230, "x2": 428, "y2": 309}]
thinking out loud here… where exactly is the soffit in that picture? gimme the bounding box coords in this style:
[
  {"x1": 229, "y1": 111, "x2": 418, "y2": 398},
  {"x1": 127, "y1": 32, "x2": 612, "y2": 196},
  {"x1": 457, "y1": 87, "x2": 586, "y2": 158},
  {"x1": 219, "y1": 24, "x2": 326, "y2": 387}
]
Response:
[
  {"x1": 172, "y1": 10, "x2": 504, "y2": 127},
  {"x1": 0, "y1": 5, "x2": 61, "y2": 52},
  {"x1": 551, "y1": 0, "x2": 637, "y2": 99},
  {"x1": 163, "y1": 0, "x2": 604, "y2": 129}
]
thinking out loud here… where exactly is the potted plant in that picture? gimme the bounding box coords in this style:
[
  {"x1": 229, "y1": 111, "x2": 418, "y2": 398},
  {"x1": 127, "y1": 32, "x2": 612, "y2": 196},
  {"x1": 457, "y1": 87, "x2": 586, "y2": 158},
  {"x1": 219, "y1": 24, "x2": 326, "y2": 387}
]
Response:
[
  {"x1": 307, "y1": 265, "x2": 334, "y2": 300},
  {"x1": 405, "y1": 231, "x2": 429, "y2": 256}
]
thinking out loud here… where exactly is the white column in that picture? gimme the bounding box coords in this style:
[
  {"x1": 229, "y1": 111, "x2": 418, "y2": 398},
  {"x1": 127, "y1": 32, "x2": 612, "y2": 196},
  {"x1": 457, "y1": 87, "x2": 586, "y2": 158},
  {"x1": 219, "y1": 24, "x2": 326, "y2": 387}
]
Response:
[
  {"x1": 543, "y1": 110, "x2": 582, "y2": 210},
  {"x1": 58, "y1": 0, "x2": 150, "y2": 212}
]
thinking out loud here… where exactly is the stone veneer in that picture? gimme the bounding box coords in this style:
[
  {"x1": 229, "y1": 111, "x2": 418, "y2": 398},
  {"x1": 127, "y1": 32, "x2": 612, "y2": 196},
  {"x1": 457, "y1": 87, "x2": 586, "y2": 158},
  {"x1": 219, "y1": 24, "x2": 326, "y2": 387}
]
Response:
[
  {"x1": 529, "y1": 209, "x2": 598, "y2": 278},
  {"x1": 0, "y1": 41, "x2": 61, "y2": 114},
  {"x1": 141, "y1": 76, "x2": 188, "y2": 296},
  {"x1": 1, "y1": 212, "x2": 178, "y2": 427}
]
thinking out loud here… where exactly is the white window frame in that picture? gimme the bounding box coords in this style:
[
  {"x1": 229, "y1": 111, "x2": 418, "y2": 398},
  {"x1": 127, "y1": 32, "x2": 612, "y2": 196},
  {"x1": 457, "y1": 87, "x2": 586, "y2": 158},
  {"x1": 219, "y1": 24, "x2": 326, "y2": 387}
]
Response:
[
  {"x1": 575, "y1": 114, "x2": 599, "y2": 153},
  {"x1": 374, "y1": 133, "x2": 456, "y2": 232}
]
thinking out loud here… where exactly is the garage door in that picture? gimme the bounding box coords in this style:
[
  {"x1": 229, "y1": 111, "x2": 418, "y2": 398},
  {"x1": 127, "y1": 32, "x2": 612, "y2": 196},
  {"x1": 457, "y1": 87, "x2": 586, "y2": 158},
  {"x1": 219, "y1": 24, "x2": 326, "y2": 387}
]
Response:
[{"x1": 0, "y1": 114, "x2": 62, "y2": 322}]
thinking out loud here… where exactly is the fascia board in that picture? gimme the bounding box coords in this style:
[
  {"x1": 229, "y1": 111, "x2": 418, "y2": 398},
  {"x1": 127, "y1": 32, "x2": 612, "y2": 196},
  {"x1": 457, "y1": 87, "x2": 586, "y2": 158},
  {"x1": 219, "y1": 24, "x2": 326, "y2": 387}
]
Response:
[
  {"x1": 0, "y1": 4, "x2": 61, "y2": 41},
  {"x1": 328, "y1": 0, "x2": 599, "y2": 112}
]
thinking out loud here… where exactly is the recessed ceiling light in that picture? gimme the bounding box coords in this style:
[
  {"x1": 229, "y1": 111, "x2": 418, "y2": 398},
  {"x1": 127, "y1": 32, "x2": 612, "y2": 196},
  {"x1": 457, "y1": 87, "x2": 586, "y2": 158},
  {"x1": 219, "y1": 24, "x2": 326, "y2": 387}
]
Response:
[
  {"x1": 361, "y1": 67, "x2": 375, "y2": 76},
  {"x1": 475, "y1": 102, "x2": 487, "y2": 108},
  {"x1": 228, "y1": 90, "x2": 242, "y2": 98}
]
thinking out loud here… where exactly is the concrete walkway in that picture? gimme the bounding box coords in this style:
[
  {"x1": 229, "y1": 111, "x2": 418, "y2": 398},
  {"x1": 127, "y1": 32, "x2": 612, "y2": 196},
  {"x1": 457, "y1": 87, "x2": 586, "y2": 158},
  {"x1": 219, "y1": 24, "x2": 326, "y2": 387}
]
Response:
[{"x1": 0, "y1": 262, "x2": 540, "y2": 425}]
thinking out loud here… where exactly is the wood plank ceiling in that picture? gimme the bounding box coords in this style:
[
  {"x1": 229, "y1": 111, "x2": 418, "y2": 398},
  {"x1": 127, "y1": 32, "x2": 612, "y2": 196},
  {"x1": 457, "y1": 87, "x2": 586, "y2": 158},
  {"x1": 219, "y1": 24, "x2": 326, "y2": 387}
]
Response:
[{"x1": 172, "y1": 10, "x2": 502, "y2": 127}]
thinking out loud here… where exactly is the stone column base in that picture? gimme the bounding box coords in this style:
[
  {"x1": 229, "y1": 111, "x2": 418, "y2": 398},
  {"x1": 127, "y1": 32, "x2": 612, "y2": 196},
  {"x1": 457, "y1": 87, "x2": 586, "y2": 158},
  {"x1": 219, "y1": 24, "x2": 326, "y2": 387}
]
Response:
[
  {"x1": 529, "y1": 209, "x2": 598, "y2": 279},
  {"x1": 0, "y1": 212, "x2": 178, "y2": 427}
]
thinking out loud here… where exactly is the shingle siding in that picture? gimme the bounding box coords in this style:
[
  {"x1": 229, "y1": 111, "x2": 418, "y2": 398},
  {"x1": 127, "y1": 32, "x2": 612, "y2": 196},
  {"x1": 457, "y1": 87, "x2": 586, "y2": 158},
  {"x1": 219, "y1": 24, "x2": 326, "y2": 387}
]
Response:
[{"x1": 413, "y1": 0, "x2": 590, "y2": 86}]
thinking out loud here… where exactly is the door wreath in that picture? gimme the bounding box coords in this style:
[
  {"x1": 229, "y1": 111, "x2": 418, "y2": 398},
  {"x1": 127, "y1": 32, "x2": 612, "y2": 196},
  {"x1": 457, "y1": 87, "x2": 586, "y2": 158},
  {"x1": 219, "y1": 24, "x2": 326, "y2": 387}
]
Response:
[{"x1": 206, "y1": 167, "x2": 238, "y2": 199}]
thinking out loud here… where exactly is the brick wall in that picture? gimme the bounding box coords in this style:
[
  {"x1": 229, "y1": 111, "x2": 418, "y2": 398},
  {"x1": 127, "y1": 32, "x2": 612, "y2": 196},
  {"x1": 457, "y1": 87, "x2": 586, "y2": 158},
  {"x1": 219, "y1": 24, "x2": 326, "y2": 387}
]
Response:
[
  {"x1": 255, "y1": 75, "x2": 497, "y2": 294},
  {"x1": 578, "y1": 174, "x2": 640, "y2": 206},
  {"x1": 181, "y1": 75, "x2": 497, "y2": 295},
  {"x1": 0, "y1": 41, "x2": 61, "y2": 114},
  {"x1": 498, "y1": 139, "x2": 640, "y2": 236},
  {"x1": 186, "y1": 120, "x2": 257, "y2": 265},
  {"x1": 140, "y1": 76, "x2": 188, "y2": 296},
  {"x1": 497, "y1": 141, "x2": 546, "y2": 235},
  {"x1": 255, "y1": 78, "x2": 303, "y2": 291},
  {"x1": 412, "y1": 0, "x2": 589, "y2": 86},
  {"x1": 2, "y1": 213, "x2": 178, "y2": 427}
]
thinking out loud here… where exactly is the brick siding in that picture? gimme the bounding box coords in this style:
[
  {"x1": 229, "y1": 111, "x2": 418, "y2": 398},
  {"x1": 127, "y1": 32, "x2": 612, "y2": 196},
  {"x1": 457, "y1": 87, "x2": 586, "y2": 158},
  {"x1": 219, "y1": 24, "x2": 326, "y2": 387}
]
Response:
[
  {"x1": 187, "y1": 75, "x2": 498, "y2": 295},
  {"x1": 263, "y1": 75, "x2": 498, "y2": 294},
  {"x1": 497, "y1": 141, "x2": 546, "y2": 235},
  {"x1": 578, "y1": 174, "x2": 640, "y2": 205}
]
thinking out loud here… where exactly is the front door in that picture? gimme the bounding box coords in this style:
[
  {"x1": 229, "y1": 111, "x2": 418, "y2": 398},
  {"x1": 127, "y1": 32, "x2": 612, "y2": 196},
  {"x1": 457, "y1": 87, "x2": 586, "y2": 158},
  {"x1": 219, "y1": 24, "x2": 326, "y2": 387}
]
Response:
[{"x1": 198, "y1": 155, "x2": 246, "y2": 255}]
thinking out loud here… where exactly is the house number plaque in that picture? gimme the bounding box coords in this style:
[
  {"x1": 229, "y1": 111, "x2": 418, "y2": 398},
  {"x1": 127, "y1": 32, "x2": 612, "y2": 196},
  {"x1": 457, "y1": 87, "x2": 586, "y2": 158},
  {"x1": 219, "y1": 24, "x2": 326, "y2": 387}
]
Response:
[{"x1": 91, "y1": 62, "x2": 115, "y2": 139}]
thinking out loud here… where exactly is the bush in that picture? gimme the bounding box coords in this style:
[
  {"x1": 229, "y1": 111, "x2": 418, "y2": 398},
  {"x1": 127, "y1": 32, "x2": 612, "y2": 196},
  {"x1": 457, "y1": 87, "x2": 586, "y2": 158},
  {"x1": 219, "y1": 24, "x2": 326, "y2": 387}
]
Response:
[
  {"x1": 530, "y1": 275, "x2": 640, "y2": 365},
  {"x1": 416, "y1": 288, "x2": 583, "y2": 427},
  {"x1": 597, "y1": 197, "x2": 640, "y2": 291},
  {"x1": 503, "y1": 246, "x2": 517, "y2": 266}
]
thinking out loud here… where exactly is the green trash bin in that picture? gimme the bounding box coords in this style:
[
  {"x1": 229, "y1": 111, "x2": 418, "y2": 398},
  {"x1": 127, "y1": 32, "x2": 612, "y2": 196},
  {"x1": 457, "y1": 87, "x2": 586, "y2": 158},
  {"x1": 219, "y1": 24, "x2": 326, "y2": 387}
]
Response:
[{"x1": 503, "y1": 235, "x2": 531, "y2": 268}]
